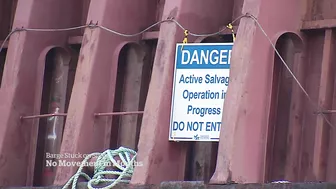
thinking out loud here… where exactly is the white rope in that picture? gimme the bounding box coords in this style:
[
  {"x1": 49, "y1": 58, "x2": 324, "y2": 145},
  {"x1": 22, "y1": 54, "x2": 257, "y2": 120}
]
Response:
[{"x1": 62, "y1": 147, "x2": 137, "y2": 189}]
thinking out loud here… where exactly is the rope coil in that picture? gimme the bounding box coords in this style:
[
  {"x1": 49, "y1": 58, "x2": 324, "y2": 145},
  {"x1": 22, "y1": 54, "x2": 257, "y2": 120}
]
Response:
[{"x1": 62, "y1": 147, "x2": 137, "y2": 189}]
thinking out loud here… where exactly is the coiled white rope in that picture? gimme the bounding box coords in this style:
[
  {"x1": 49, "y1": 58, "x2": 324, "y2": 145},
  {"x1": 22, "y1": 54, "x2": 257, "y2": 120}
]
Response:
[{"x1": 62, "y1": 147, "x2": 137, "y2": 189}]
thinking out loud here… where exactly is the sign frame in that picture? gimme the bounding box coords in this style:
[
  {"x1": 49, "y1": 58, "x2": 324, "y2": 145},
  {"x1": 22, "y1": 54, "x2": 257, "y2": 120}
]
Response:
[{"x1": 169, "y1": 42, "x2": 233, "y2": 142}]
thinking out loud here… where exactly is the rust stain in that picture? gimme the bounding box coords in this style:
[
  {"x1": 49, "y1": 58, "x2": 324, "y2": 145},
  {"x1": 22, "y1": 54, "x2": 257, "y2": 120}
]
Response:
[
  {"x1": 79, "y1": 55, "x2": 84, "y2": 62},
  {"x1": 154, "y1": 41, "x2": 165, "y2": 74},
  {"x1": 167, "y1": 7, "x2": 178, "y2": 19},
  {"x1": 153, "y1": 155, "x2": 163, "y2": 165},
  {"x1": 82, "y1": 33, "x2": 89, "y2": 46},
  {"x1": 0, "y1": 154, "x2": 7, "y2": 170}
]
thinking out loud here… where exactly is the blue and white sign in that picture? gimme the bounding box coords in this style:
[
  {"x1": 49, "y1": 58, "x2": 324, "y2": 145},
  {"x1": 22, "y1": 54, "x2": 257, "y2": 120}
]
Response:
[{"x1": 169, "y1": 43, "x2": 233, "y2": 142}]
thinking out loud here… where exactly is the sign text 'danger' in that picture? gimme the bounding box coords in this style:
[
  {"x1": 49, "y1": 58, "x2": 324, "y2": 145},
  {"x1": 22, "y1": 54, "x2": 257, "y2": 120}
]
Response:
[{"x1": 181, "y1": 49, "x2": 232, "y2": 65}]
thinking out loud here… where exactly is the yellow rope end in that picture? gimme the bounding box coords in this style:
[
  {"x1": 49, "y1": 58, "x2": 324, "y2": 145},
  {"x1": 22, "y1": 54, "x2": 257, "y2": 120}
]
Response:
[
  {"x1": 227, "y1": 23, "x2": 236, "y2": 42},
  {"x1": 182, "y1": 37, "x2": 188, "y2": 44},
  {"x1": 184, "y1": 30, "x2": 189, "y2": 36},
  {"x1": 226, "y1": 23, "x2": 233, "y2": 30},
  {"x1": 181, "y1": 29, "x2": 189, "y2": 50},
  {"x1": 183, "y1": 30, "x2": 188, "y2": 44}
]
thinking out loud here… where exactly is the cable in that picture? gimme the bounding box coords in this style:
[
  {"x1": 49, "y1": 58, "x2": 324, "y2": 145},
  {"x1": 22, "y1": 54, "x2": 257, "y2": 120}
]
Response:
[
  {"x1": 247, "y1": 13, "x2": 335, "y2": 129},
  {"x1": 0, "y1": 29, "x2": 20, "y2": 55},
  {"x1": 99, "y1": 15, "x2": 247, "y2": 37},
  {"x1": 247, "y1": 14, "x2": 311, "y2": 103},
  {"x1": 0, "y1": 24, "x2": 92, "y2": 54},
  {"x1": 0, "y1": 16, "x2": 246, "y2": 54},
  {"x1": 98, "y1": 19, "x2": 167, "y2": 37},
  {"x1": 169, "y1": 14, "x2": 246, "y2": 37},
  {"x1": 0, "y1": 13, "x2": 334, "y2": 129},
  {"x1": 24, "y1": 25, "x2": 89, "y2": 32}
]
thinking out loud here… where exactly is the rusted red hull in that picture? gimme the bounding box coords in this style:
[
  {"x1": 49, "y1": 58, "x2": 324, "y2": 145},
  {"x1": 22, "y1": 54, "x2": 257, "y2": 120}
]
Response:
[{"x1": 0, "y1": 0, "x2": 336, "y2": 187}]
